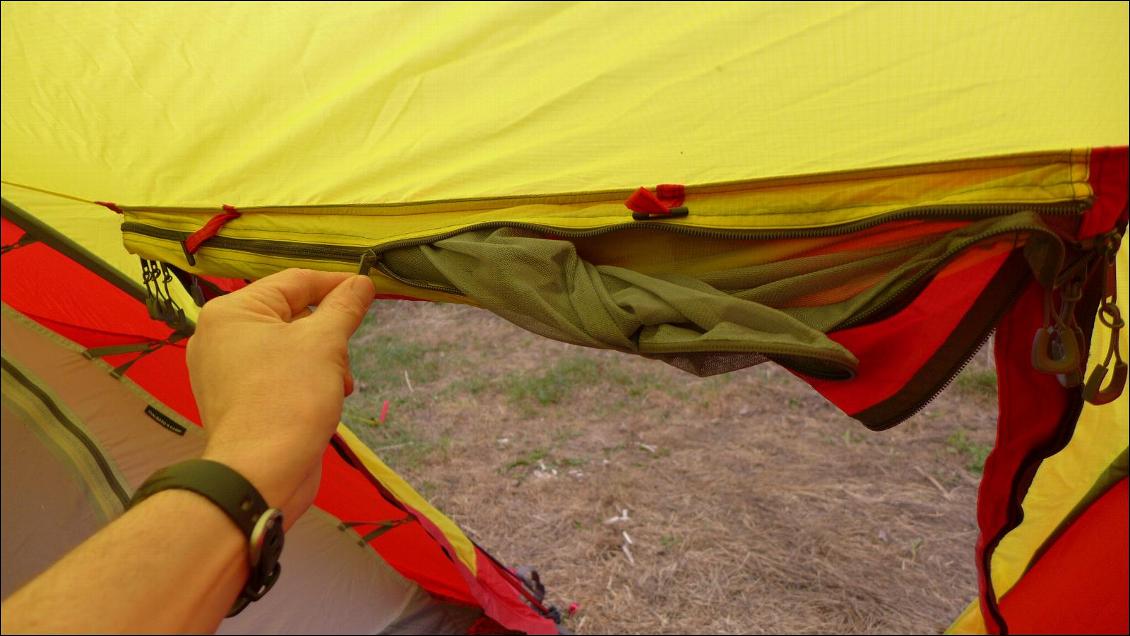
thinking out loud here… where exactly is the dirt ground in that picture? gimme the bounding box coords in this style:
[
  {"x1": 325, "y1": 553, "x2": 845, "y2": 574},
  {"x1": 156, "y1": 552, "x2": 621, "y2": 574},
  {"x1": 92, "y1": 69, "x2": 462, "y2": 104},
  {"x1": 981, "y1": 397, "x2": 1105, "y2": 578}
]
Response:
[{"x1": 343, "y1": 299, "x2": 999, "y2": 635}]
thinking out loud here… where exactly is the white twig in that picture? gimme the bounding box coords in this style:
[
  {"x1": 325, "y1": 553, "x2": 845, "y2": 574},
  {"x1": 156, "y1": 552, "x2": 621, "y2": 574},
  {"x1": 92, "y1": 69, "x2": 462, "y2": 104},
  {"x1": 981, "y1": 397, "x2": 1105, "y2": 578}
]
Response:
[
  {"x1": 603, "y1": 508, "x2": 630, "y2": 525},
  {"x1": 621, "y1": 543, "x2": 635, "y2": 565},
  {"x1": 404, "y1": 369, "x2": 414, "y2": 393},
  {"x1": 914, "y1": 466, "x2": 954, "y2": 500}
]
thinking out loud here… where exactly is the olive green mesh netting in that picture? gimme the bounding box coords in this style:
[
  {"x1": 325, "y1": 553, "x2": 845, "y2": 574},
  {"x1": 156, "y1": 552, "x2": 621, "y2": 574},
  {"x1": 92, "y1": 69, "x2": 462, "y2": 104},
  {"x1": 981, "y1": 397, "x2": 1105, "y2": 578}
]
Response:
[{"x1": 380, "y1": 211, "x2": 1059, "y2": 377}]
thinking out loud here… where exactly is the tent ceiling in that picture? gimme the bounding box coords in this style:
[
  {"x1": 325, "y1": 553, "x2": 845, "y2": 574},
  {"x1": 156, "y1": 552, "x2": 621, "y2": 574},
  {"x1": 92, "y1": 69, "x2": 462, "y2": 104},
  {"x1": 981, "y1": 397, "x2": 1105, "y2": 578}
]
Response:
[{"x1": 2, "y1": 2, "x2": 1127, "y2": 209}]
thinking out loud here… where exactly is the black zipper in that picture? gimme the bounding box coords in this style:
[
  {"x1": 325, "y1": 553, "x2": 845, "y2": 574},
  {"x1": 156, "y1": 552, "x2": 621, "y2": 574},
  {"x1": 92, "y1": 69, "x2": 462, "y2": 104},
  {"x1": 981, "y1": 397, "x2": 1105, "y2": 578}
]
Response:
[
  {"x1": 121, "y1": 223, "x2": 371, "y2": 263},
  {"x1": 123, "y1": 199, "x2": 1088, "y2": 267}
]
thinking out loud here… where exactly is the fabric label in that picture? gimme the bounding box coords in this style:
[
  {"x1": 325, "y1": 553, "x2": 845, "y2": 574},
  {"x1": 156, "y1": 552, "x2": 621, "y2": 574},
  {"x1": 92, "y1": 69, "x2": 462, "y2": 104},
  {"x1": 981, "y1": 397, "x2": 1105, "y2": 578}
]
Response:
[{"x1": 144, "y1": 405, "x2": 186, "y2": 436}]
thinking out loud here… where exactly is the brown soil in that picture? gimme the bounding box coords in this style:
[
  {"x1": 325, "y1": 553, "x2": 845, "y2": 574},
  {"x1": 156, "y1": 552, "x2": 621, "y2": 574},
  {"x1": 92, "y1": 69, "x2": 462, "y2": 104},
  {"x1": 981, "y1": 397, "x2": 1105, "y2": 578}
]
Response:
[{"x1": 344, "y1": 300, "x2": 999, "y2": 635}]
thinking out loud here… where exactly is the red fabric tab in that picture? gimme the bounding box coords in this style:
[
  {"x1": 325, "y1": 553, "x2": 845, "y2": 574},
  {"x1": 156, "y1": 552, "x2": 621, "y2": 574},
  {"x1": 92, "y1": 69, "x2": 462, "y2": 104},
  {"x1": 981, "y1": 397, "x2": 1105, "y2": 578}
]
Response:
[
  {"x1": 625, "y1": 184, "x2": 686, "y2": 216},
  {"x1": 655, "y1": 183, "x2": 686, "y2": 208},
  {"x1": 94, "y1": 201, "x2": 123, "y2": 213},
  {"x1": 183, "y1": 208, "x2": 241, "y2": 255},
  {"x1": 625, "y1": 187, "x2": 670, "y2": 215}
]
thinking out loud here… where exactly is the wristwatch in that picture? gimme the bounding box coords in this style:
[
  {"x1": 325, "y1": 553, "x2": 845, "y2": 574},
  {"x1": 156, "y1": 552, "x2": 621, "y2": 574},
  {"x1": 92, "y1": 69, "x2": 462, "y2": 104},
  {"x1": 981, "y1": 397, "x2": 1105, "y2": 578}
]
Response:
[{"x1": 129, "y1": 459, "x2": 285, "y2": 616}]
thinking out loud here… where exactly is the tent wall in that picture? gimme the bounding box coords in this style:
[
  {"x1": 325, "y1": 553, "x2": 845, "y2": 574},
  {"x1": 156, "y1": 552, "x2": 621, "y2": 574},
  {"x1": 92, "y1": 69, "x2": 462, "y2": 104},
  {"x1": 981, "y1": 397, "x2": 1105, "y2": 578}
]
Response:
[{"x1": 948, "y1": 233, "x2": 1129, "y2": 634}]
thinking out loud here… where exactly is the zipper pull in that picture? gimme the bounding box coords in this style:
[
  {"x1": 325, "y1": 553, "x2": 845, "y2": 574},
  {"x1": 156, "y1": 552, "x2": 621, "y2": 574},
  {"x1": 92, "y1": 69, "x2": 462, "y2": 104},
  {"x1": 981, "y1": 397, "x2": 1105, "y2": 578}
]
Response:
[
  {"x1": 1083, "y1": 322, "x2": 1127, "y2": 405},
  {"x1": 181, "y1": 205, "x2": 241, "y2": 267},
  {"x1": 1033, "y1": 282, "x2": 1082, "y2": 375},
  {"x1": 138, "y1": 258, "x2": 191, "y2": 332},
  {"x1": 358, "y1": 249, "x2": 378, "y2": 277},
  {"x1": 1055, "y1": 325, "x2": 1087, "y2": 388},
  {"x1": 188, "y1": 276, "x2": 207, "y2": 307},
  {"x1": 1082, "y1": 237, "x2": 1126, "y2": 405},
  {"x1": 1032, "y1": 325, "x2": 1081, "y2": 375}
]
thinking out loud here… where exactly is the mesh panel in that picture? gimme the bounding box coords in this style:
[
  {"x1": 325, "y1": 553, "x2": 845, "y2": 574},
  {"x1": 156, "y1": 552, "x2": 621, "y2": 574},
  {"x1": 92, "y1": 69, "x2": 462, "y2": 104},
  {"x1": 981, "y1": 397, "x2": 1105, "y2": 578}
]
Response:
[{"x1": 377, "y1": 212, "x2": 1055, "y2": 377}]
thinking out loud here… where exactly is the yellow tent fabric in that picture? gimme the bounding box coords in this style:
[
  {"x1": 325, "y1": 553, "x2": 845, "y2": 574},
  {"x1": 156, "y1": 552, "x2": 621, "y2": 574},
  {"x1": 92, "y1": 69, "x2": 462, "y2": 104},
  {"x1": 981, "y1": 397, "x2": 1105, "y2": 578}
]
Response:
[{"x1": 2, "y1": 2, "x2": 1127, "y2": 212}]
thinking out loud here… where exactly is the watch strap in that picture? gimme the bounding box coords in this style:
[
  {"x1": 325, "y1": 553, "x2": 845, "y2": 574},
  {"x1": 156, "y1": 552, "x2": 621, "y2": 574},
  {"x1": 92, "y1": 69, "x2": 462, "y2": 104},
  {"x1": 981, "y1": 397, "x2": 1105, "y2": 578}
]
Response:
[{"x1": 129, "y1": 459, "x2": 284, "y2": 616}]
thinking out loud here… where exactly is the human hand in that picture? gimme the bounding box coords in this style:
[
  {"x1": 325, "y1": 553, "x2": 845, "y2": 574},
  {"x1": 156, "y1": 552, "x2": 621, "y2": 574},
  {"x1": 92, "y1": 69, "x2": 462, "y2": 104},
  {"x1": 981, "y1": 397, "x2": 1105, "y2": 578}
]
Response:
[{"x1": 186, "y1": 269, "x2": 375, "y2": 528}]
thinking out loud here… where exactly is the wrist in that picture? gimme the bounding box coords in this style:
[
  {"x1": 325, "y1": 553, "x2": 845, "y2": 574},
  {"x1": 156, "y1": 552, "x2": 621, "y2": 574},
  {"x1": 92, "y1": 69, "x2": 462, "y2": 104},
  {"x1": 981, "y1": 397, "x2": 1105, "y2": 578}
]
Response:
[
  {"x1": 130, "y1": 459, "x2": 287, "y2": 617},
  {"x1": 140, "y1": 488, "x2": 248, "y2": 567},
  {"x1": 200, "y1": 446, "x2": 289, "y2": 510}
]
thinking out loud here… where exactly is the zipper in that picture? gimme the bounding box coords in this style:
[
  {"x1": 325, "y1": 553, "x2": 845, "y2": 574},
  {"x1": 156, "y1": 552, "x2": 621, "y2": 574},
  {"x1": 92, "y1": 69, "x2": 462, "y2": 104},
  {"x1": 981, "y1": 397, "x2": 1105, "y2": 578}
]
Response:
[
  {"x1": 368, "y1": 258, "x2": 463, "y2": 296},
  {"x1": 859, "y1": 257, "x2": 1031, "y2": 430},
  {"x1": 122, "y1": 223, "x2": 371, "y2": 263},
  {"x1": 1, "y1": 357, "x2": 131, "y2": 508},
  {"x1": 123, "y1": 200, "x2": 1089, "y2": 424},
  {"x1": 835, "y1": 220, "x2": 1065, "y2": 330},
  {"x1": 124, "y1": 200, "x2": 1084, "y2": 310},
  {"x1": 123, "y1": 199, "x2": 1089, "y2": 268}
]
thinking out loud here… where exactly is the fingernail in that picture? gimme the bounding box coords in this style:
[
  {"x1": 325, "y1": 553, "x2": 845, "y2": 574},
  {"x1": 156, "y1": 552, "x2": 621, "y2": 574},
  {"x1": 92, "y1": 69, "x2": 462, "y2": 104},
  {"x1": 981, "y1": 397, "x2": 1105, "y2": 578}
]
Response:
[{"x1": 352, "y1": 275, "x2": 375, "y2": 295}]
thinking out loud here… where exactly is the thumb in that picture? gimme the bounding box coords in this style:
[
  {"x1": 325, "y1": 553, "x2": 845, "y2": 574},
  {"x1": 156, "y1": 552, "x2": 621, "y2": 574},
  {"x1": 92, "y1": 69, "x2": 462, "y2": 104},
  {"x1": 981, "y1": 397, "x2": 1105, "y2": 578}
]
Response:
[{"x1": 311, "y1": 275, "x2": 376, "y2": 337}]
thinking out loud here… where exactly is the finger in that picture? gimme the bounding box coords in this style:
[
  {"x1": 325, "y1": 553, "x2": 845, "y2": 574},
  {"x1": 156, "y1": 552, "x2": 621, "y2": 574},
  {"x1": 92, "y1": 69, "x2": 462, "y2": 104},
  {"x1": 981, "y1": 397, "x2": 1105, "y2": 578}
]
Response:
[
  {"x1": 344, "y1": 369, "x2": 355, "y2": 397},
  {"x1": 241, "y1": 269, "x2": 355, "y2": 321},
  {"x1": 310, "y1": 275, "x2": 376, "y2": 337}
]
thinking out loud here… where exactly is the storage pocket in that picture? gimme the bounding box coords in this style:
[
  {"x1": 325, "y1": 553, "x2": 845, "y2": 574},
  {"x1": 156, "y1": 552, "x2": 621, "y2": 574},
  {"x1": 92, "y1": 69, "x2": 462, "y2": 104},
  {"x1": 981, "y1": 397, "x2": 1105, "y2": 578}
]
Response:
[{"x1": 375, "y1": 211, "x2": 1064, "y2": 378}]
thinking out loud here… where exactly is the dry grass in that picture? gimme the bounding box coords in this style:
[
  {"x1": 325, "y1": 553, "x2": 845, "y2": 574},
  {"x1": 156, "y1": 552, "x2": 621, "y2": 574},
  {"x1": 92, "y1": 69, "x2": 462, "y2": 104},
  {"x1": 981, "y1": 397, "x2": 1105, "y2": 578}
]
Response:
[{"x1": 344, "y1": 300, "x2": 998, "y2": 634}]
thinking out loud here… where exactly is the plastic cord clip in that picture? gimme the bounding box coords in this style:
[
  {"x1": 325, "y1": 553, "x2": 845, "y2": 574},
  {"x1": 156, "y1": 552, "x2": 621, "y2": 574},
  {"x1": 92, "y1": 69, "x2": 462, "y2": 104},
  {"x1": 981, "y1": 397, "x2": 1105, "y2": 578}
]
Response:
[{"x1": 626, "y1": 184, "x2": 687, "y2": 220}]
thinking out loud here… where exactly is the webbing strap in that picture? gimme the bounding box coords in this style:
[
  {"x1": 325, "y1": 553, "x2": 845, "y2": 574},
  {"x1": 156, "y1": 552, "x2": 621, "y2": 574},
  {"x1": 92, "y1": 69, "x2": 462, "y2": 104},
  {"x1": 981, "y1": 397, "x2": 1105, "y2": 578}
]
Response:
[
  {"x1": 338, "y1": 517, "x2": 413, "y2": 545},
  {"x1": 82, "y1": 341, "x2": 162, "y2": 359},
  {"x1": 82, "y1": 332, "x2": 189, "y2": 379},
  {"x1": 0, "y1": 233, "x2": 39, "y2": 255}
]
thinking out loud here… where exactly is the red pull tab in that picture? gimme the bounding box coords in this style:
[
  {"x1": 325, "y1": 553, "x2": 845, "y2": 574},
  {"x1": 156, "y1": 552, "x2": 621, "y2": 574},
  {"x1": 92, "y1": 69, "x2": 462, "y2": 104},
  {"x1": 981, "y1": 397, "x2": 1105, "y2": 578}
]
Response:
[
  {"x1": 625, "y1": 184, "x2": 687, "y2": 220},
  {"x1": 182, "y1": 205, "x2": 241, "y2": 266}
]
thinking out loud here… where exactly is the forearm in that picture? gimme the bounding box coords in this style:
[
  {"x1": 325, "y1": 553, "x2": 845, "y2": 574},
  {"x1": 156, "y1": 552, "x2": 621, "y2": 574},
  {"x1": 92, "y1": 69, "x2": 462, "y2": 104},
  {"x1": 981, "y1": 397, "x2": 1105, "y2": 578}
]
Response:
[
  {"x1": 1, "y1": 271, "x2": 375, "y2": 633},
  {"x1": 1, "y1": 490, "x2": 248, "y2": 634}
]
